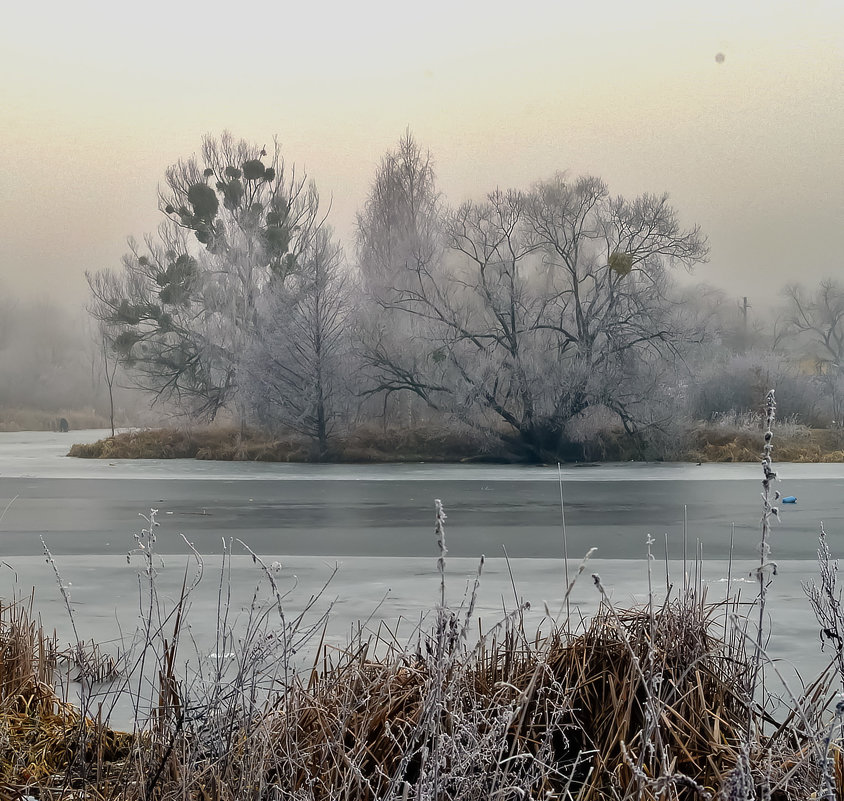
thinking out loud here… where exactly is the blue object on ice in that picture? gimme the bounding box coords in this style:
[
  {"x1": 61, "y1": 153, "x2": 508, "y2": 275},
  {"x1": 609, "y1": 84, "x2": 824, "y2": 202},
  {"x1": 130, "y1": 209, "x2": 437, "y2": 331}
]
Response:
[{"x1": 782, "y1": 496, "x2": 797, "y2": 504}]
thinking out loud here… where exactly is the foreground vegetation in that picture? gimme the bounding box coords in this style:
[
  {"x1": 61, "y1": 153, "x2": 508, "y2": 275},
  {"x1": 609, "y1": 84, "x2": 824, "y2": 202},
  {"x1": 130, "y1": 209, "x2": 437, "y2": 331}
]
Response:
[
  {"x1": 4, "y1": 582, "x2": 835, "y2": 801},
  {"x1": 68, "y1": 420, "x2": 844, "y2": 463},
  {"x1": 3, "y1": 516, "x2": 844, "y2": 800}
]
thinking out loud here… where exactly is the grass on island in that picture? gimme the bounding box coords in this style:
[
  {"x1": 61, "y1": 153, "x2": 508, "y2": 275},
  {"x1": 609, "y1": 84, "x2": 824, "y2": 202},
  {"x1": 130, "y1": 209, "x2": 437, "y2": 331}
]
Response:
[
  {"x1": 67, "y1": 425, "x2": 506, "y2": 463},
  {"x1": 67, "y1": 422, "x2": 844, "y2": 463}
]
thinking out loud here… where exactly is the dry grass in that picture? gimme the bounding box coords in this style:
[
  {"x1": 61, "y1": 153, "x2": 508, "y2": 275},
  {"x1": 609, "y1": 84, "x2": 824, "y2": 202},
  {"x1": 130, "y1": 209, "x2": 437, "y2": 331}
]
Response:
[
  {"x1": 67, "y1": 427, "x2": 283, "y2": 460},
  {"x1": 1, "y1": 577, "x2": 842, "y2": 800},
  {"x1": 66, "y1": 420, "x2": 844, "y2": 464},
  {"x1": 686, "y1": 426, "x2": 844, "y2": 463},
  {"x1": 340, "y1": 422, "x2": 498, "y2": 462},
  {"x1": 273, "y1": 600, "x2": 758, "y2": 800},
  {"x1": 68, "y1": 424, "x2": 499, "y2": 463},
  {"x1": 0, "y1": 598, "x2": 134, "y2": 794}
]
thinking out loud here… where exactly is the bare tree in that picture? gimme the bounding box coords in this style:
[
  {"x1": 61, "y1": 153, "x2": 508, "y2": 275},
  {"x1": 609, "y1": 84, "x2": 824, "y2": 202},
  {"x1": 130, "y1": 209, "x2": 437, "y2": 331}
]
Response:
[
  {"x1": 87, "y1": 230, "x2": 234, "y2": 420},
  {"x1": 356, "y1": 131, "x2": 444, "y2": 427},
  {"x1": 99, "y1": 326, "x2": 118, "y2": 437},
  {"x1": 356, "y1": 130, "x2": 442, "y2": 297},
  {"x1": 359, "y1": 173, "x2": 708, "y2": 460},
  {"x1": 783, "y1": 279, "x2": 844, "y2": 425},
  {"x1": 240, "y1": 228, "x2": 353, "y2": 457},
  {"x1": 161, "y1": 132, "x2": 321, "y2": 289}
]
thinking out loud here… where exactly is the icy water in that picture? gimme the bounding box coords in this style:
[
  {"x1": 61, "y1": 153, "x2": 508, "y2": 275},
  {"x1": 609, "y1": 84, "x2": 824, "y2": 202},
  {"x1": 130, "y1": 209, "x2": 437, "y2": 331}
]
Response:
[
  {"x1": 4, "y1": 430, "x2": 844, "y2": 560},
  {"x1": 1, "y1": 429, "x2": 842, "y2": 723}
]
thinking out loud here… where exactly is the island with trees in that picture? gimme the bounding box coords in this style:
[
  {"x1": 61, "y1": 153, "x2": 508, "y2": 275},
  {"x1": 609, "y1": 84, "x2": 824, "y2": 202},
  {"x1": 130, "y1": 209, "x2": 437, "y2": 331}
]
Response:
[{"x1": 5, "y1": 131, "x2": 836, "y2": 463}]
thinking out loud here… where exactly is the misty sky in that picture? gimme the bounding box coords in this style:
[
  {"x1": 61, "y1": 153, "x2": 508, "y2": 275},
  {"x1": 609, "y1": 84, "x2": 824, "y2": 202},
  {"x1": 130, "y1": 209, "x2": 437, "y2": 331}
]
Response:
[{"x1": 1, "y1": 0, "x2": 842, "y2": 310}]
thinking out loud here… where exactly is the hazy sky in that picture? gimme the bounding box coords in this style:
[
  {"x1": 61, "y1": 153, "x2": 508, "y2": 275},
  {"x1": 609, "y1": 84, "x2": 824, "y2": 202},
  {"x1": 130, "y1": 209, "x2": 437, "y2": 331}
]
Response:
[{"x1": 1, "y1": 0, "x2": 842, "y2": 311}]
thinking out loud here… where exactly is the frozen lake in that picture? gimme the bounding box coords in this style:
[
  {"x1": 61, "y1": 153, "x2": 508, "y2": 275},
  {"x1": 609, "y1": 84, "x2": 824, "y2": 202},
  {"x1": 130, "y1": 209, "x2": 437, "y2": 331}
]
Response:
[
  {"x1": 1, "y1": 429, "x2": 842, "y2": 718},
  {"x1": 3, "y1": 430, "x2": 844, "y2": 560}
]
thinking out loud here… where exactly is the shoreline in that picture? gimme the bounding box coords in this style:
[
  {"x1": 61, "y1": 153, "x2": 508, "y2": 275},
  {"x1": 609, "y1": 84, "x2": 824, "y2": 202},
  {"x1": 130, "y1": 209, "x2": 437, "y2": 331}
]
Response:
[{"x1": 66, "y1": 424, "x2": 844, "y2": 464}]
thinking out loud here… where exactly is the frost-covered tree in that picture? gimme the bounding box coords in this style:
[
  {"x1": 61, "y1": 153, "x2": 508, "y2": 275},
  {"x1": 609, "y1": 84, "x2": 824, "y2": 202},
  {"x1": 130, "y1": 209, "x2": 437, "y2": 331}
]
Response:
[
  {"x1": 689, "y1": 349, "x2": 818, "y2": 423},
  {"x1": 87, "y1": 133, "x2": 323, "y2": 419},
  {"x1": 240, "y1": 228, "x2": 353, "y2": 455},
  {"x1": 782, "y1": 279, "x2": 844, "y2": 425},
  {"x1": 360, "y1": 173, "x2": 708, "y2": 460},
  {"x1": 356, "y1": 130, "x2": 442, "y2": 297},
  {"x1": 356, "y1": 131, "x2": 445, "y2": 425}
]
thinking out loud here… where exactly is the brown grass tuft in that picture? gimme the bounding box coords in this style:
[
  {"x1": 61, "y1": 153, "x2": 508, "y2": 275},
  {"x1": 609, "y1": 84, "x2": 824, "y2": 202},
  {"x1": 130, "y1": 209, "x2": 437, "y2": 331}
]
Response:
[{"x1": 0, "y1": 598, "x2": 133, "y2": 793}]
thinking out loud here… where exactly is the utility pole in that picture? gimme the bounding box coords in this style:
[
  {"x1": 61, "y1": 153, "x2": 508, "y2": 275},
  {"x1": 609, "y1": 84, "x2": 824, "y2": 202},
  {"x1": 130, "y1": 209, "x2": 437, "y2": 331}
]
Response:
[{"x1": 740, "y1": 296, "x2": 751, "y2": 350}]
